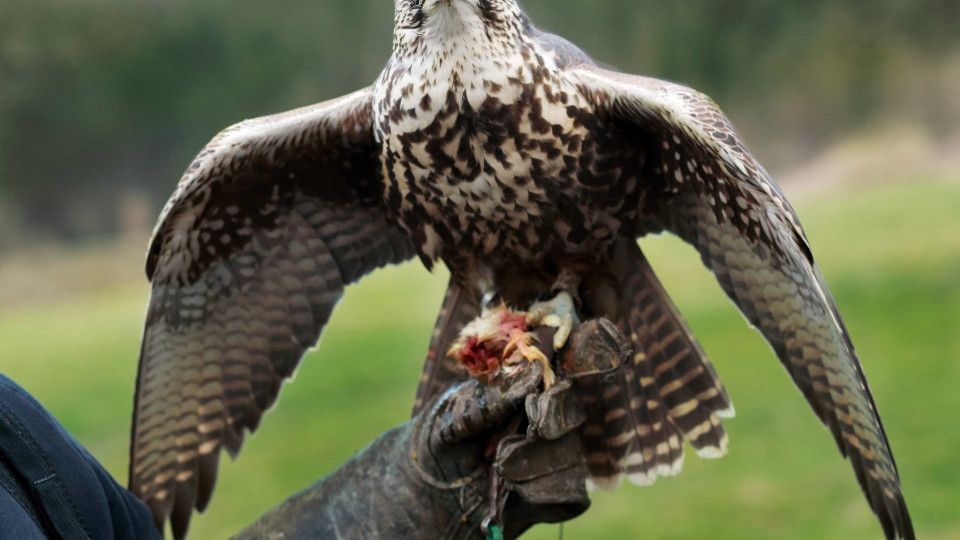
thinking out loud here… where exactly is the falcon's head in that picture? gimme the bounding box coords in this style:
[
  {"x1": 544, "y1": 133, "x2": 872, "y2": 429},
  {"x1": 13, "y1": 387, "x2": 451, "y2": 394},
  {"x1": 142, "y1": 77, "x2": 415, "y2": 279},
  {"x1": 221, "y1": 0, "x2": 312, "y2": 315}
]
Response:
[{"x1": 393, "y1": 0, "x2": 524, "y2": 49}]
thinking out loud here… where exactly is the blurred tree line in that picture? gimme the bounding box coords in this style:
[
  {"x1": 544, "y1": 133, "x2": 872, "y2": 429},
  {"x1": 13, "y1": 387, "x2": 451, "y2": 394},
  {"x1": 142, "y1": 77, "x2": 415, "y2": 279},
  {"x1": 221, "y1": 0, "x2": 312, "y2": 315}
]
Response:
[{"x1": 1, "y1": 0, "x2": 958, "y2": 247}]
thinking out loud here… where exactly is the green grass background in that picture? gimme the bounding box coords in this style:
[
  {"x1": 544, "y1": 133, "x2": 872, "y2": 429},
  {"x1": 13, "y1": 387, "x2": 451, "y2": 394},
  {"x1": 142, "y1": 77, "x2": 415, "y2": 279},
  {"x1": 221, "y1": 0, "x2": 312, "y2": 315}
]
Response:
[{"x1": 1, "y1": 179, "x2": 958, "y2": 539}]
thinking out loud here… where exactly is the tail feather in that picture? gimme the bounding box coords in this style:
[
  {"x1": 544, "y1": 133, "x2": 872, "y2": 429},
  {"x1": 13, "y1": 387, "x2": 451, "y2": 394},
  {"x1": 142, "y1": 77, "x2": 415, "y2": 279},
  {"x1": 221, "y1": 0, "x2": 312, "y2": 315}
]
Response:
[
  {"x1": 577, "y1": 350, "x2": 684, "y2": 489},
  {"x1": 411, "y1": 279, "x2": 480, "y2": 416},
  {"x1": 627, "y1": 250, "x2": 732, "y2": 456},
  {"x1": 579, "y1": 240, "x2": 732, "y2": 487}
]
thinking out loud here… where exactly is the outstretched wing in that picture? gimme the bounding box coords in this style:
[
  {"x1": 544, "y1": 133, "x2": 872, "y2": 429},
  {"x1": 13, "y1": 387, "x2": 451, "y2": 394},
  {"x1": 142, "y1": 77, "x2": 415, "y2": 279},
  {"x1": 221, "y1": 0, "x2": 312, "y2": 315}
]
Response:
[
  {"x1": 130, "y1": 88, "x2": 415, "y2": 538},
  {"x1": 570, "y1": 65, "x2": 913, "y2": 539}
]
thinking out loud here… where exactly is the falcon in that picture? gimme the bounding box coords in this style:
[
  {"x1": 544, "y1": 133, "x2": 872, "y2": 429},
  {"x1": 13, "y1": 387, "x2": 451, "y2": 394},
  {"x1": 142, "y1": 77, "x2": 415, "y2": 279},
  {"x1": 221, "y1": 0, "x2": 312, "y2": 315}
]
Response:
[{"x1": 129, "y1": 0, "x2": 914, "y2": 538}]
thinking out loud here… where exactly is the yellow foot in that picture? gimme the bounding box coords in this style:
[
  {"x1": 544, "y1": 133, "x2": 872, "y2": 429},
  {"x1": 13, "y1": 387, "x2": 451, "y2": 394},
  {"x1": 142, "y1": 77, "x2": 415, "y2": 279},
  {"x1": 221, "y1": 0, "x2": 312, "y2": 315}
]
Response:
[
  {"x1": 526, "y1": 291, "x2": 579, "y2": 350},
  {"x1": 504, "y1": 330, "x2": 557, "y2": 388}
]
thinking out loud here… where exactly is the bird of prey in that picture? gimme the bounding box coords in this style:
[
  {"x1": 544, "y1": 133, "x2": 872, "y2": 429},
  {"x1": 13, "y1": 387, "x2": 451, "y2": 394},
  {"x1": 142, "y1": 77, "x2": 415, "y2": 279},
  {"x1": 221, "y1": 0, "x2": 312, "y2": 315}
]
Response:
[{"x1": 129, "y1": 0, "x2": 913, "y2": 538}]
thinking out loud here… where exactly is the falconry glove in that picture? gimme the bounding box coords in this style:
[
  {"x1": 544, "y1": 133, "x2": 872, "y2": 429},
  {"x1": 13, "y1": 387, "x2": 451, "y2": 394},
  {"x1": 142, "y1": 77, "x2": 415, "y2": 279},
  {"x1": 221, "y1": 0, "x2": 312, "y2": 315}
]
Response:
[{"x1": 233, "y1": 319, "x2": 629, "y2": 540}]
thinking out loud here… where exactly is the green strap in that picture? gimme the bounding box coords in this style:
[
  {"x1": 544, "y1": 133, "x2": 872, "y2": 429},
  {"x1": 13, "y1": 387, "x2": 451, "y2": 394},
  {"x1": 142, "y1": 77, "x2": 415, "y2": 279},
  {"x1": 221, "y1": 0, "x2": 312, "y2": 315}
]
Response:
[{"x1": 486, "y1": 525, "x2": 504, "y2": 540}]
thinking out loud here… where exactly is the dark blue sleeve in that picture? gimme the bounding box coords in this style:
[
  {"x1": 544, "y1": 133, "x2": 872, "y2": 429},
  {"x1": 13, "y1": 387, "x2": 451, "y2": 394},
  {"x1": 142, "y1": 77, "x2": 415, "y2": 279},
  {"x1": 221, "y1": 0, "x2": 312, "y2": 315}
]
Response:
[
  {"x1": 0, "y1": 374, "x2": 161, "y2": 540},
  {"x1": 0, "y1": 482, "x2": 47, "y2": 540}
]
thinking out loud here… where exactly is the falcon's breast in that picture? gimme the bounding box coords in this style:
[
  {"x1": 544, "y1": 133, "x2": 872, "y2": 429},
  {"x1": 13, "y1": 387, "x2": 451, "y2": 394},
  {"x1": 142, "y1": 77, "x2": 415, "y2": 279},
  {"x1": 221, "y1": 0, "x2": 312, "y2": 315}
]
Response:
[{"x1": 374, "y1": 40, "x2": 643, "y2": 264}]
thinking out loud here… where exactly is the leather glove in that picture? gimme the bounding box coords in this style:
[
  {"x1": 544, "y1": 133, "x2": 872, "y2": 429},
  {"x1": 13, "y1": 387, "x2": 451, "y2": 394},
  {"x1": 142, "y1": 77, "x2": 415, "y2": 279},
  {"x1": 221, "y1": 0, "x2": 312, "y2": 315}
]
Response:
[{"x1": 233, "y1": 318, "x2": 629, "y2": 540}]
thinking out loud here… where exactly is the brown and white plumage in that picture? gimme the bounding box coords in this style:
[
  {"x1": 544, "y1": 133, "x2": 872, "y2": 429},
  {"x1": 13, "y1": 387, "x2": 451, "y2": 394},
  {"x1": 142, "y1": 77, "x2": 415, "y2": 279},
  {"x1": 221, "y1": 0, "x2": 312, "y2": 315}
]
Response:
[
  {"x1": 575, "y1": 239, "x2": 734, "y2": 487},
  {"x1": 569, "y1": 66, "x2": 911, "y2": 538},
  {"x1": 564, "y1": 65, "x2": 908, "y2": 536},
  {"x1": 130, "y1": 89, "x2": 414, "y2": 537},
  {"x1": 132, "y1": 1, "x2": 912, "y2": 538}
]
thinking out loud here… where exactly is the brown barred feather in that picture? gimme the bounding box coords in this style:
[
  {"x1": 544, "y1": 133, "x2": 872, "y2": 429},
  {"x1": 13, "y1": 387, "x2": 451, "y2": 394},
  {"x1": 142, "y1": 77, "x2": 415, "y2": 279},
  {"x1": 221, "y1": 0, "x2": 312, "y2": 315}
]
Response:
[
  {"x1": 130, "y1": 88, "x2": 415, "y2": 538},
  {"x1": 411, "y1": 279, "x2": 480, "y2": 416},
  {"x1": 571, "y1": 64, "x2": 912, "y2": 539},
  {"x1": 575, "y1": 345, "x2": 683, "y2": 489},
  {"x1": 624, "y1": 245, "x2": 732, "y2": 456},
  {"x1": 579, "y1": 240, "x2": 731, "y2": 487}
]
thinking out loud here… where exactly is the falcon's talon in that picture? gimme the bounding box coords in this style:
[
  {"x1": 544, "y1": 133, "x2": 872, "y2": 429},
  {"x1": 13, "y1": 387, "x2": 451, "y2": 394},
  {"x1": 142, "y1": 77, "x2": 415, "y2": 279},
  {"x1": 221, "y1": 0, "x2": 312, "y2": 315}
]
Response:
[
  {"x1": 526, "y1": 291, "x2": 579, "y2": 350},
  {"x1": 552, "y1": 315, "x2": 574, "y2": 351},
  {"x1": 539, "y1": 314, "x2": 563, "y2": 327}
]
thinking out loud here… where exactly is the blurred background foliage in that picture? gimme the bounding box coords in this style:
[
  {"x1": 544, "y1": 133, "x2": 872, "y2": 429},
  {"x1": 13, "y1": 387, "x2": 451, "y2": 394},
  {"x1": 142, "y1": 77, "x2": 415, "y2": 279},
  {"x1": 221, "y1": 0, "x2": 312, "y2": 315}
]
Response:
[
  {"x1": 1, "y1": 0, "x2": 959, "y2": 245},
  {"x1": 1, "y1": 1, "x2": 959, "y2": 539}
]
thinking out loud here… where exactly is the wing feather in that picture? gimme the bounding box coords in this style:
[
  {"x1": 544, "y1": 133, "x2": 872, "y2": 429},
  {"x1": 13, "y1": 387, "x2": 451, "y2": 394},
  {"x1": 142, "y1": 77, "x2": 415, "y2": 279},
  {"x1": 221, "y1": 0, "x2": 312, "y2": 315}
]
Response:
[
  {"x1": 130, "y1": 88, "x2": 416, "y2": 538},
  {"x1": 571, "y1": 64, "x2": 913, "y2": 539}
]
